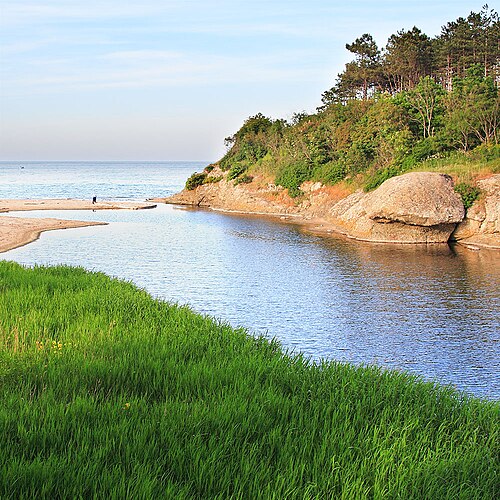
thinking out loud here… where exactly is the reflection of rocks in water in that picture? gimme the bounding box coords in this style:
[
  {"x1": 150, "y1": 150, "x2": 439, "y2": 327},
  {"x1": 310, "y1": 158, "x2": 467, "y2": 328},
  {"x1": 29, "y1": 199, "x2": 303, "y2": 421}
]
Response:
[{"x1": 316, "y1": 235, "x2": 499, "y2": 311}]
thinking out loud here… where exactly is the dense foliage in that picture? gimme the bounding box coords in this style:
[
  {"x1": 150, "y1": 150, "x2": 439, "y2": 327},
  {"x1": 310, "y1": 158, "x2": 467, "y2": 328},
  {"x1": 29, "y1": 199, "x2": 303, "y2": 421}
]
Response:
[
  {"x1": 1, "y1": 262, "x2": 498, "y2": 498},
  {"x1": 216, "y1": 7, "x2": 499, "y2": 197}
]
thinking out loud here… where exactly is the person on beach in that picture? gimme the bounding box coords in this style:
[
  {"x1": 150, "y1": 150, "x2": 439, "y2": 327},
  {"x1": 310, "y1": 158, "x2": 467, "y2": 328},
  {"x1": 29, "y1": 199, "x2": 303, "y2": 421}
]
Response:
[{"x1": 92, "y1": 196, "x2": 97, "y2": 204}]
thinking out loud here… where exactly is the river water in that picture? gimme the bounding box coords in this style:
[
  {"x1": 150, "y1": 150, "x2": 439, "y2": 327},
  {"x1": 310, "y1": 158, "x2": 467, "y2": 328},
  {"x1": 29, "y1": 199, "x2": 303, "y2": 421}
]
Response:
[{"x1": 1, "y1": 161, "x2": 499, "y2": 399}]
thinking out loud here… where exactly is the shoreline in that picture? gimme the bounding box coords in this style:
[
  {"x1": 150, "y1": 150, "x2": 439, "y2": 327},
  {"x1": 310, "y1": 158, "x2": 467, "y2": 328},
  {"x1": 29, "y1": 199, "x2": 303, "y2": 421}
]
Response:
[
  {"x1": 153, "y1": 171, "x2": 500, "y2": 250},
  {"x1": 0, "y1": 198, "x2": 157, "y2": 254},
  {"x1": 161, "y1": 200, "x2": 500, "y2": 250},
  {"x1": 0, "y1": 216, "x2": 107, "y2": 253}
]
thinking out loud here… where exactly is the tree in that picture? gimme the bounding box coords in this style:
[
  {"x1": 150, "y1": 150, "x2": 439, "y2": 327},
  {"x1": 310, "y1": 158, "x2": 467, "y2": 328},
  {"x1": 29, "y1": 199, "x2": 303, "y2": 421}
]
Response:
[
  {"x1": 399, "y1": 77, "x2": 445, "y2": 138},
  {"x1": 342, "y1": 34, "x2": 382, "y2": 99},
  {"x1": 220, "y1": 113, "x2": 277, "y2": 169},
  {"x1": 435, "y1": 6, "x2": 500, "y2": 88},
  {"x1": 445, "y1": 65, "x2": 499, "y2": 147},
  {"x1": 383, "y1": 27, "x2": 434, "y2": 92}
]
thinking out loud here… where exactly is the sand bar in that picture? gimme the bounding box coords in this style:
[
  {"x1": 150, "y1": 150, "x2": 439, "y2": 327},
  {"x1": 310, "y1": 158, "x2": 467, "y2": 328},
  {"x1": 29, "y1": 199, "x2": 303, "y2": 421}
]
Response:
[
  {"x1": 0, "y1": 198, "x2": 157, "y2": 212},
  {"x1": 0, "y1": 198, "x2": 157, "y2": 253}
]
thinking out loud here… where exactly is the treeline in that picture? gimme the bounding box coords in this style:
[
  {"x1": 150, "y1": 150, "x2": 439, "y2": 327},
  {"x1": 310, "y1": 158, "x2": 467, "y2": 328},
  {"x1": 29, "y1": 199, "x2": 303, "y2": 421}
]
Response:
[
  {"x1": 189, "y1": 7, "x2": 499, "y2": 197},
  {"x1": 322, "y1": 4, "x2": 499, "y2": 102}
]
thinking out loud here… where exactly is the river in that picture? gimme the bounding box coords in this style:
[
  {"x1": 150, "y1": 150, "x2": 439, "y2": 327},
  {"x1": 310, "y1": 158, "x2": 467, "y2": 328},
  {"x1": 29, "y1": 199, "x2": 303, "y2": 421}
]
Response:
[{"x1": 1, "y1": 161, "x2": 499, "y2": 399}]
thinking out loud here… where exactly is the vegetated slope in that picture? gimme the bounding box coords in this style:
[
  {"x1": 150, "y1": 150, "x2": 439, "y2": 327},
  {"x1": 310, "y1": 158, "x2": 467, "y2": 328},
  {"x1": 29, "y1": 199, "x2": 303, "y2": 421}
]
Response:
[
  {"x1": 186, "y1": 6, "x2": 499, "y2": 203},
  {"x1": 0, "y1": 262, "x2": 498, "y2": 498}
]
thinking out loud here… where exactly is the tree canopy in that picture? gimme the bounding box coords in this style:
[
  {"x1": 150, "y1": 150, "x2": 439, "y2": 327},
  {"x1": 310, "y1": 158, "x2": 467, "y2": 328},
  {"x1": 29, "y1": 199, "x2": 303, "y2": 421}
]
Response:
[{"x1": 212, "y1": 6, "x2": 499, "y2": 199}]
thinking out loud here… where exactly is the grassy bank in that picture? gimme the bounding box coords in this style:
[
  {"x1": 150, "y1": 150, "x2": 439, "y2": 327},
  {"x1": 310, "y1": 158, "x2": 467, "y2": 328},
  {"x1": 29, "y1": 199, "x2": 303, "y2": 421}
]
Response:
[{"x1": 0, "y1": 262, "x2": 498, "y2": 498}]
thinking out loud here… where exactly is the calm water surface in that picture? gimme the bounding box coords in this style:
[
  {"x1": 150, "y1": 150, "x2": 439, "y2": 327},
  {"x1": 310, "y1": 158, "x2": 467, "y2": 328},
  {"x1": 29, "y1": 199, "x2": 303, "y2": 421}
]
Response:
[{"x1": 1, "y1": 162, "x2": 499, "y2": 399}]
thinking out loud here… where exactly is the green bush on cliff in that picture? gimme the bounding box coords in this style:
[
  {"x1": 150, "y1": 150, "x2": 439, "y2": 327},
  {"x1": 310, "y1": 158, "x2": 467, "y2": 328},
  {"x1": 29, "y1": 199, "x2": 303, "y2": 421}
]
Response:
[
  {"x1": 454, "y1": 182, "x2": 481, "y2": 209},
  {"x1": 275, "y1": 160, "x2": 312, "y2": 198},
  {"x1": 313, "y1": 160, "x2": 347, "y2": 185},
  {"x1": 227, "y1": 163, "x2": 248, "y2": 181},
  {"x1": 185, "y1": 172, "x2": 207, "y2": 190},
  {"x1": 364, "y1": 165, "x2": 402, "y2": 191},
  {"x1": 234, "y1": 174, "x2": 253, "y2": 185}
]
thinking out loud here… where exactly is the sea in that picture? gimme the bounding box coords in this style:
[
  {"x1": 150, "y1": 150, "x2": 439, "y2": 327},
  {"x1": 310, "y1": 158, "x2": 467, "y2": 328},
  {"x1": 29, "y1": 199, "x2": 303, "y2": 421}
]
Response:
[{"x1": 1, "y1": 161, "x2": 499, "y2": 399}]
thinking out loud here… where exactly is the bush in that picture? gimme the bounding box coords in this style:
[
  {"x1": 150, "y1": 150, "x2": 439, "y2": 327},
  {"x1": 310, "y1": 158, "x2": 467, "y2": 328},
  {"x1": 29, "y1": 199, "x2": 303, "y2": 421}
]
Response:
[
  {"x1": 185, "y1": 172, "x2": 207, "y2": 190},
  {"x1": 454, "y1": 182, "x2": 481, "y2": 209},
  {"x1": 470, "y1": 144, "x2": 500, "y2": 162},
  {"x1": 227, "y1": 163, "x2": 247, "y2": 181},
  {"x1": 412, "y1": 137, "x2": 441, "y2": 161},
  {"x1": 205, "y1": 175, "x2": 223, "y2": 184},
  {"x1": 313, "y1": 160, "x2": 347, "y2": 185},
  {"x1": 364, "y1": 165, "x2": 402, "y2": 191},
  {"x1": 275, "y1": 161, "x2": 311, "y2": 198},
  {"x1": 234, "y1": 174, "x2": 253, "y2": 185}
]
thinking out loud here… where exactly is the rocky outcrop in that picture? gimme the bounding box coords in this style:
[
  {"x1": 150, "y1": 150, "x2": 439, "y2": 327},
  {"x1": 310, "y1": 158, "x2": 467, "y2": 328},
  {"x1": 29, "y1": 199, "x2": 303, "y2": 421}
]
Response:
[
  {"x1": 452, "y1": 174, "x2": 500, "y2": 249},
  {"x1": 162, "y1": 167, "x2": 350, "y2": 218},
  {"x1": 328, "y1": 172, "x2": 465, "y2": 243},
  {"x1": 162, "y1": 168, "x2": 500, "y2": 247},
  {"x1": 164, "y1": 175, "x2": 292, "y2": 215}
]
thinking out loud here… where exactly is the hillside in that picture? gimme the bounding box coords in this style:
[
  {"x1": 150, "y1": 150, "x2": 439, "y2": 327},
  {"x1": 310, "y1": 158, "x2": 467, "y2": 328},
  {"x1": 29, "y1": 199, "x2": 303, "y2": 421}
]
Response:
[
  {"x1": 192, "y1": 6, "x2": 499, "y2": 197},
  {"x1": 164, "y1": 7, "x2": 500, "y2": 248}
]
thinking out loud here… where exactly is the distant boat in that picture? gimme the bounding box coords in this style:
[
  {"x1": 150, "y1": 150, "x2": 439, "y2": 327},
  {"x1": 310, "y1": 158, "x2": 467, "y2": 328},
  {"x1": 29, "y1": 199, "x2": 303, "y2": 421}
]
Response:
[{"x1": 20, "y1": 166, "x2": 24, "y2": 169}]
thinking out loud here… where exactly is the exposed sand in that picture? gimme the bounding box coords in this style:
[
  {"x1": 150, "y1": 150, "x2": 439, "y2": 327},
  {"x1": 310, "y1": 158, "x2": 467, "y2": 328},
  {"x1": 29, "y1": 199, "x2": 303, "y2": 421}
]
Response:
[
  {"x1": 0, "y1": 216, "x2": 107, "y2": 253},
  {"x1": 0, "y1": 198, "x2": 157, "y2": 212},
  {"x1": 0, "y1": 199, "x2": 157, "y2": 253}
]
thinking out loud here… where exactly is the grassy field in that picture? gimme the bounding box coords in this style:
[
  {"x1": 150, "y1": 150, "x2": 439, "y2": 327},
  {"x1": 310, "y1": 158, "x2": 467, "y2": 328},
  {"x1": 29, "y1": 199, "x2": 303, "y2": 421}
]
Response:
[{"x1": 0, "y1": 261, "x2": 498, "y2": 498}]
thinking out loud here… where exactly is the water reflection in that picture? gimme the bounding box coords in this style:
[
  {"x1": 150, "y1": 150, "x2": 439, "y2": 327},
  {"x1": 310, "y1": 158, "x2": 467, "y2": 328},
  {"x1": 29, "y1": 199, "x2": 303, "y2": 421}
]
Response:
[{"x1": 2, "y1": 205, "x2": 499, "y2": 399}]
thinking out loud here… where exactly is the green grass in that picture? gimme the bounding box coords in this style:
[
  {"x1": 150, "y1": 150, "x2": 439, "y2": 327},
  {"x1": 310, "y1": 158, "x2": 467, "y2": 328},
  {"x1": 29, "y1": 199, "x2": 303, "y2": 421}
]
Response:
[
  {"x1": 0, "y1": 262, "x2": 498, "y2": 498},
  {"x1": 410, "y1": 149, "x2": 500, "y2": 185}
]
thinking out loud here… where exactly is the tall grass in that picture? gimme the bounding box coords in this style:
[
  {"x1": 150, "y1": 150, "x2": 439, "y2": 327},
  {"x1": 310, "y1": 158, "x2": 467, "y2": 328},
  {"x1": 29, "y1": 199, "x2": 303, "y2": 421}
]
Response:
[
  {"x1": 409, "y1": 147, "x2": 500, "y2": 184},
  {"x1": 0, "y1": 261, "x2": 498, "y2": 498}
]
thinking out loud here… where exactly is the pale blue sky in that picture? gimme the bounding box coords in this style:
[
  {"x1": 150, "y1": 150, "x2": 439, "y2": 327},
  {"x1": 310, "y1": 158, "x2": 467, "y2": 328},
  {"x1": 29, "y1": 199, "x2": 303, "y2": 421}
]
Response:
[{"x1": 0, "y1": 1, "x2": 492, "y2": 161}]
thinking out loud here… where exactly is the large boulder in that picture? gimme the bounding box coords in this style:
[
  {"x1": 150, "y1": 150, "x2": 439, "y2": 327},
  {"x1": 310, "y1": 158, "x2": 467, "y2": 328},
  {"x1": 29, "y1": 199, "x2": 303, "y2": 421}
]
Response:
[
  {"x1": 452, "y1": 174, "x2": 500, "y2": 249},
  {"x1": 329, "y1": 172, "x2": 465, "y2": 243}
]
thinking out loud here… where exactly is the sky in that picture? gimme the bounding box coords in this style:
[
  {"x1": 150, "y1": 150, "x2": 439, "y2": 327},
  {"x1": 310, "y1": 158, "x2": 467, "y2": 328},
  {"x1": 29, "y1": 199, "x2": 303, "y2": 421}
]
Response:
[{"x1": 0, "y1": 1, "x2": 494, "y2": 161}]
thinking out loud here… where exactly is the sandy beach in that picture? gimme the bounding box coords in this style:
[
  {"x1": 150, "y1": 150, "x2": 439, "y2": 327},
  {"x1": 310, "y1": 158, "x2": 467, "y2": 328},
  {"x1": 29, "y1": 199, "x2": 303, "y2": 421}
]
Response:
[
  {"x1": 0, "y1": 198, "x2": 157, "y2": 213},
  {"x1": 0, "y1": 199, "x2": 157, "y2": 253}
]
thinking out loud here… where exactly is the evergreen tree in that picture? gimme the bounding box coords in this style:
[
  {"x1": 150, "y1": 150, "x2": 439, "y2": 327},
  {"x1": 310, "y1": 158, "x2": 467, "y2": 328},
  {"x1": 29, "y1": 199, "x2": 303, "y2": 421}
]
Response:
[
  {"x1": 343, "y1": 34, "x2": 382, "y2": 99},
  {"x1": 383, "y1": 27, "x2": 434, "y2": 92}
]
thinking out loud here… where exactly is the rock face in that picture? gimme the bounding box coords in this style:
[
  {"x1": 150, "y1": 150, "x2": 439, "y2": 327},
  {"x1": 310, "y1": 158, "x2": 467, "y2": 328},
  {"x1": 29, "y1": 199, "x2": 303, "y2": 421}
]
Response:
[
  {"x1": 162, "y1": 168, "x2": 350, "y2": 218},
  {"x1": 328, "y1": 172, "x2": 465, "y2": 243},
  {"x1": 364, "y1": 172, "x2": 465, "y2": 226},
  {"x1": 452, "y1": 174, "x2": 500, "y2": 249}
]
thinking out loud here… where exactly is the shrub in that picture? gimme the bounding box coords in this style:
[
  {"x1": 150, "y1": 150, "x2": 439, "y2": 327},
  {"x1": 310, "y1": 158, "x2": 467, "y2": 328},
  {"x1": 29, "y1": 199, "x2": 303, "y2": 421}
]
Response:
[
  {"x1": 454, "y1": 182, "x2": 481, "y2": 209},
  {"x1": 204, "y1": 165, "x2": 215, "y2": 173},
  {"x1": 185, "y1": 172, "x2": 207, "y2": 190},
  {"x1": 234, "y1": 174, "x2": 253, "y2": 185},
  {"x1": 227, "y1": 163, "x2": 247, "y2": 181},
  {"x1": 313, "y1": 160, "x2": 347, "y2": 185},
  {"x1": 364, "y1": 165, "x2": 402, "y2": 191},
  {"x1": 275, "y1": 161, "x2": 311, "y2": 198},
  {"x1": 470, "y1": 144, "x2": 500, "y2": 162},
  {"x1": 205, "y1": 175, "x2": 223, "y2": 184}
]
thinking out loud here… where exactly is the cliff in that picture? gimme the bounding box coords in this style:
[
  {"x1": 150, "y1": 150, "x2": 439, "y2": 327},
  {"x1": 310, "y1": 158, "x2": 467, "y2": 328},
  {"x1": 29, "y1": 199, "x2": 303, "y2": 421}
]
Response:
[{"x1": 159, "y1": 169, "x2": 500, "y2": 249}]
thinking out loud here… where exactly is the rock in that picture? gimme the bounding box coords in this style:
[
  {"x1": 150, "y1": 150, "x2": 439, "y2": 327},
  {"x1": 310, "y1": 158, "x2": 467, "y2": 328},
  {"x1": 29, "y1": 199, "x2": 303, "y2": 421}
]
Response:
[
  {"x1": 329, "y1": 172, "x2": 465, "y2": 243},
  {"x1": 452, "y1": 174, "x2": 500, "y2": 249},
  {"x1": 366, "y1": 172, "x2": 464, "y2": 226}
]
